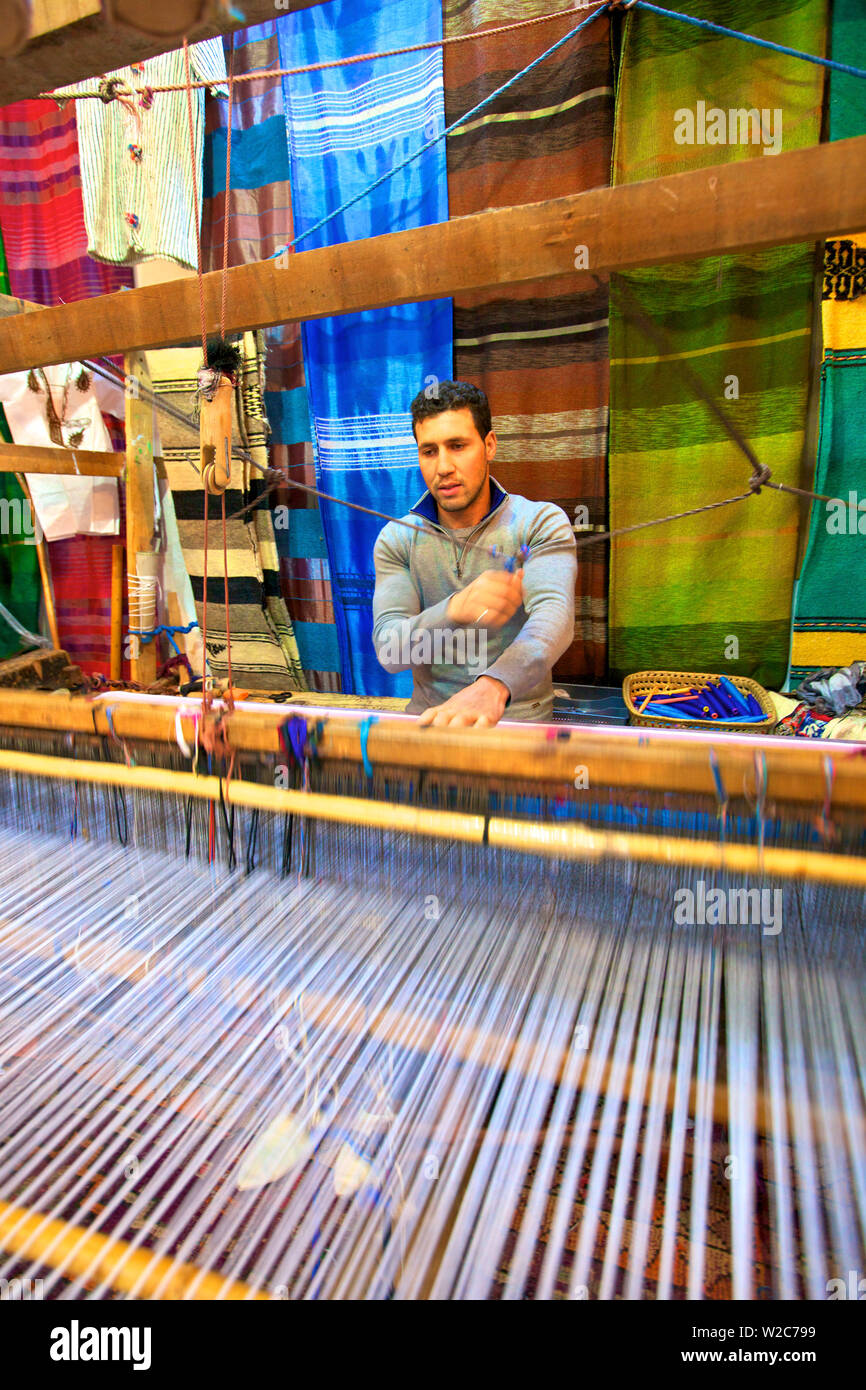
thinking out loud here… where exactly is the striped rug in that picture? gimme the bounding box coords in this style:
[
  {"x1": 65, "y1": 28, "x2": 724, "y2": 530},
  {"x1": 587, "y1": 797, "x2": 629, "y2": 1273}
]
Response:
[
  {"x1": 201, "y1": 20, "x2": 341, "y2": 691},
  {"x1": 149, "y1": 332, "x2": 307, "y2": 692},
  {"x1": 608, "y1": 0, "x2": 827, "y2": 689},
  {"x1": 444, "y1": 0, "x2": 614, "y2": 682}
]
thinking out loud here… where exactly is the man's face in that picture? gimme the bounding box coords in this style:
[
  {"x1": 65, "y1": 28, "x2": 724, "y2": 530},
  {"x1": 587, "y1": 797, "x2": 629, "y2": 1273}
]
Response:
[{"x1": 415, "y1": 408, "x2": 496, "y2": 517}]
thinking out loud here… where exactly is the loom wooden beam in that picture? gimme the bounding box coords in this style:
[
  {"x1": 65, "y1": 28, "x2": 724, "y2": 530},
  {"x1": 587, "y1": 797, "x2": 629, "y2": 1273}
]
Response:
[
  {"x1": 0, "y1": 1197, "x2": 267, "y2": 1301},
  {"x1": 0, "y1": 0, "x2": 330, "y2": 105},
  {"x1": 1, "y1": 133, "x2": 865, "y2": 375},
  {"x1": 0, "y1": 443, "x2": 125, "y2": 476},
  {"x1": 0, "y1": 292, "x2": 44, "y2": 320},
  {"x1": 0, "y1": 690, "x2": 865, "y2": 811},
  {"x1": 1, "y1": 745, "x2": 865, "y2": 887},
  {"x1": 125, "y1": 351, "x2": 158, "y2": 685}
]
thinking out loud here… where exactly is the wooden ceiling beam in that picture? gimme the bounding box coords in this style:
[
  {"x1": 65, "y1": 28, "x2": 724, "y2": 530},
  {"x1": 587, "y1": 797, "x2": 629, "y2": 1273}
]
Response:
[
  {"x1": 0, "y1": 0, "x2": 330, "y2": 104},
  {"x1": 0, "y1": 133, "x2": 864, "y2": 376}
]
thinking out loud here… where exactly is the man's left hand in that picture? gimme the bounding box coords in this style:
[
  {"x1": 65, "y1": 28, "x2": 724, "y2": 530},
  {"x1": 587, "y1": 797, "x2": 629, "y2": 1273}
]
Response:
[{"x1": 417, "y1": 676, "x2": 509, "y2": 729}]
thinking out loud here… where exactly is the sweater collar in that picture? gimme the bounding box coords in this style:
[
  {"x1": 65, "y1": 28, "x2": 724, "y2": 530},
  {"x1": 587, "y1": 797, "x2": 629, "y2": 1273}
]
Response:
[{"x1": 410, "y1": 475, "x2": 509, "y2": 527}]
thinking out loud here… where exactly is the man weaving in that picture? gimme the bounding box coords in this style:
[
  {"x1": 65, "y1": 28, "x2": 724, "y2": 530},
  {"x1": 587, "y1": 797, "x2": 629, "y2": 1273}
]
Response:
[{"x1": 372, "y1": 381, "x2": 577, "y2": 728}]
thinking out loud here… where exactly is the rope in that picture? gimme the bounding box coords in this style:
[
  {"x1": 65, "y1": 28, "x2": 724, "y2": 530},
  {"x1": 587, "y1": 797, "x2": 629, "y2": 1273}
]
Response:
[
  {"x1": 629, "y1": 1, "x2": 866, "y2": 81},
  {"x1": 182, "y1": 38, "x2": 208, "y2": 365},
  {"x1": 220, "y1": 34, "x2": 235, "y2": 341},
  {"x1": 44, "y1": 4, "x2": 609, "y2": 102},
  {"x1": 221, "y1": 490, "x2": 234, "y2": 711}
]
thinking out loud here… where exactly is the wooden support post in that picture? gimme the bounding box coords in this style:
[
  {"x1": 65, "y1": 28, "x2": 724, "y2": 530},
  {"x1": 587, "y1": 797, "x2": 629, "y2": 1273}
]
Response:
[
  {"x1": 110, "y1": 543, "x2": 124, "y2": 681},
  {"x1": 124, "y1": 352, "x2": 158, "y2": 686}
]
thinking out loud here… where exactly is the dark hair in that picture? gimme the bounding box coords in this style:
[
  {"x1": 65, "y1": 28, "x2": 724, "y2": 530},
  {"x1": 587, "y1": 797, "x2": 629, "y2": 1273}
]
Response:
[{"x1": 410, "y1": 379, "x2": 492, "y2": 441}]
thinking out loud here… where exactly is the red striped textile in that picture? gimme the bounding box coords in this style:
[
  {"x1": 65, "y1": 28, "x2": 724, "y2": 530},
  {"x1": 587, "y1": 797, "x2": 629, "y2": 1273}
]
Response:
[{"x1": 0, "y1": 97, "x2": 132, "y2": 678}]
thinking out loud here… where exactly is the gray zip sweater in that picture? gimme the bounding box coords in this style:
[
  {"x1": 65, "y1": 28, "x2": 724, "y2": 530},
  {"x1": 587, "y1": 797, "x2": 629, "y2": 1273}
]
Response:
[{"x1": 372, "y1": 478, "x2": 577, "y2": 721}]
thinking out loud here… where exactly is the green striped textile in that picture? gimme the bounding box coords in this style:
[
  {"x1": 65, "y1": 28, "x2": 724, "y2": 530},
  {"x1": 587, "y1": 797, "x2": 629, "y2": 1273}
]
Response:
[{"x1": 608, "y1": 0, "x2": 827, "y2": 688}]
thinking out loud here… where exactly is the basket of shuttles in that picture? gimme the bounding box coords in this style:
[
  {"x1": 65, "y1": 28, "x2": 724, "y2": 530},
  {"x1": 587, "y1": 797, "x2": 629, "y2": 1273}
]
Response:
[{"x1": 623, "y1": 670, "x2": 776, "y2": 733}]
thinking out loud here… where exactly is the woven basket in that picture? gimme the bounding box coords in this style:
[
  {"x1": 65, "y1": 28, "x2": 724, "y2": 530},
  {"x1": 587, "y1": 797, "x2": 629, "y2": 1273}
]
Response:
[{"x1": 623, "y1": 670, "x2": 776, "y2": 733}]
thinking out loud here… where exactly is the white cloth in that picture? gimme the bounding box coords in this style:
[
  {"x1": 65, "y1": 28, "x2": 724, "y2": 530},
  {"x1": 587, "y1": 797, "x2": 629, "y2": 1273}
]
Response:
[
  {"x1": 70, "y1": 39, "x2": 228, "y2": 270},
  {"x1": 0, "y1": 364, "x2": 123, "y2": 540}
]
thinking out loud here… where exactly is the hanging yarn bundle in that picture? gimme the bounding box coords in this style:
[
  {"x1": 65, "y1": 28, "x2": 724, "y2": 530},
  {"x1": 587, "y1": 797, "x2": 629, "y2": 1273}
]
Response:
[{"x1": 197, "y1": 337, "x2": 241, "y2": 496}]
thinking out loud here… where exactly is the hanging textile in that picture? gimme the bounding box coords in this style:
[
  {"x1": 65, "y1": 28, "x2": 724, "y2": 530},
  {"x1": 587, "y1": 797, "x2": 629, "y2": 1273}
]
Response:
[
  {"x1": 69, "y1": 40, "x2": 227, "y2": 269},
  {"x1": 0, "y1": 365, "x2": 122, "y2": 540},
  {"x1": 443, "y1": 0, "x2": 613, "y2": 682},
  {"x1": 0, "y1": 224, "x2": 40, "y2": 662},
  {"x1": 279, "y1": 0, "x2": 452, "y2": 696},
  {"x1": 201, "y1": 18, "x2": 340, "y2": 690},
  {"x1": 0, "y1": 95, "x2": 132, "y2": 676},
  {"x1": 791, "y1": 0, "x2": 866, "y2": 681},
  {"x1": 0, "y1": 97, "x2": 134, "y2": 304},
  {"x1": 150, "y1": 332, "x2": 307, "y2": 692},
  {"x1": 607, "y1": 0, "x2": 827, "y2": 689}
]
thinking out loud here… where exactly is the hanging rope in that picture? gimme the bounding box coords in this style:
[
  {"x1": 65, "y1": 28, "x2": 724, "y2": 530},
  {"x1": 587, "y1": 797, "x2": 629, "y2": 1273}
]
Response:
[
  {"x1": 45, "y1": 4, "x2": 612, "y2": 102},
  {"x1": 47, "y1": 0, "x2": 866, "y2": 106}
]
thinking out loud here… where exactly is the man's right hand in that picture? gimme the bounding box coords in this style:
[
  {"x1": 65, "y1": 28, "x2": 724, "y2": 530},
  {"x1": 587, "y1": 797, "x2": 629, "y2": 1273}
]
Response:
[{"x1": 446, "y1": 568, "x2": 524, "y2": 629}]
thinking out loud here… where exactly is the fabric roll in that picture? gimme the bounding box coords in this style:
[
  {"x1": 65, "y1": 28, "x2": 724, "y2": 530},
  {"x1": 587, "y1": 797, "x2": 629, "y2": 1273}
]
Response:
[
  {"x1": 443, "y1": 0, "x2": 613, "y2": 682},
  {"x1": 149, "y1": 332, "x2": 307, "y2": 692},
  {"x1": 608, "y1": 0, "x2": 827, "y2": 689},
  {"x1": 791, "y1": 0, "x2": 866, "y2": 680},
  {"x1": 279, "y1": 0, "x2": 452, "y2": 696},
  {"x1": 201, "y1": 18, "x2": 340, "y2": 690}
]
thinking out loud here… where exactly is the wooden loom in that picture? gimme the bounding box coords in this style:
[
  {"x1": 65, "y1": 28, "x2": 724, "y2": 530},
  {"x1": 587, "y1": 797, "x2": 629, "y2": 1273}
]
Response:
[{"x1": 0, "y1": 59, "x2": 864, "y2": 1298}]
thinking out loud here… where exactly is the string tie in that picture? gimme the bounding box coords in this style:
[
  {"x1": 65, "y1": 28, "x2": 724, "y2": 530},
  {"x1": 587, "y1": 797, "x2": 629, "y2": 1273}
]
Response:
[
  {"x1": 98, "y1": 76, "x2": 133, "y2": 103},
  {"x1": 279, "y1": 715, "x2": 308, "y2": 771},
  {"x1": 748, "y1": 464, "x2": 772, "y2": 494},
  {"x1": 358, "y1": 717, "x2": 379, "y2": 779}
]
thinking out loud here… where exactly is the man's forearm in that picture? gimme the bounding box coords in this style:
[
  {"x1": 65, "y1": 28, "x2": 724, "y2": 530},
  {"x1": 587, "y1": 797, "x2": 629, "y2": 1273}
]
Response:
[
  {"x1": 373, "y1": 594, "x2": 463, "y2": 672},
  {"x1": 479, "y1": 597, "x2": 575, "y2": 703}
]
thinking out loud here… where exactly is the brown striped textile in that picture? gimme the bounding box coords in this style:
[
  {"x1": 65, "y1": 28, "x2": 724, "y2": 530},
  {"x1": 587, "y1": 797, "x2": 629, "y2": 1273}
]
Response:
[
  {"x1": 148, "y1": 332, "x2": 307, "y2": 692},
  {"x1": 444, "y1": 0, "x2": 614, "y2": 680}
]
